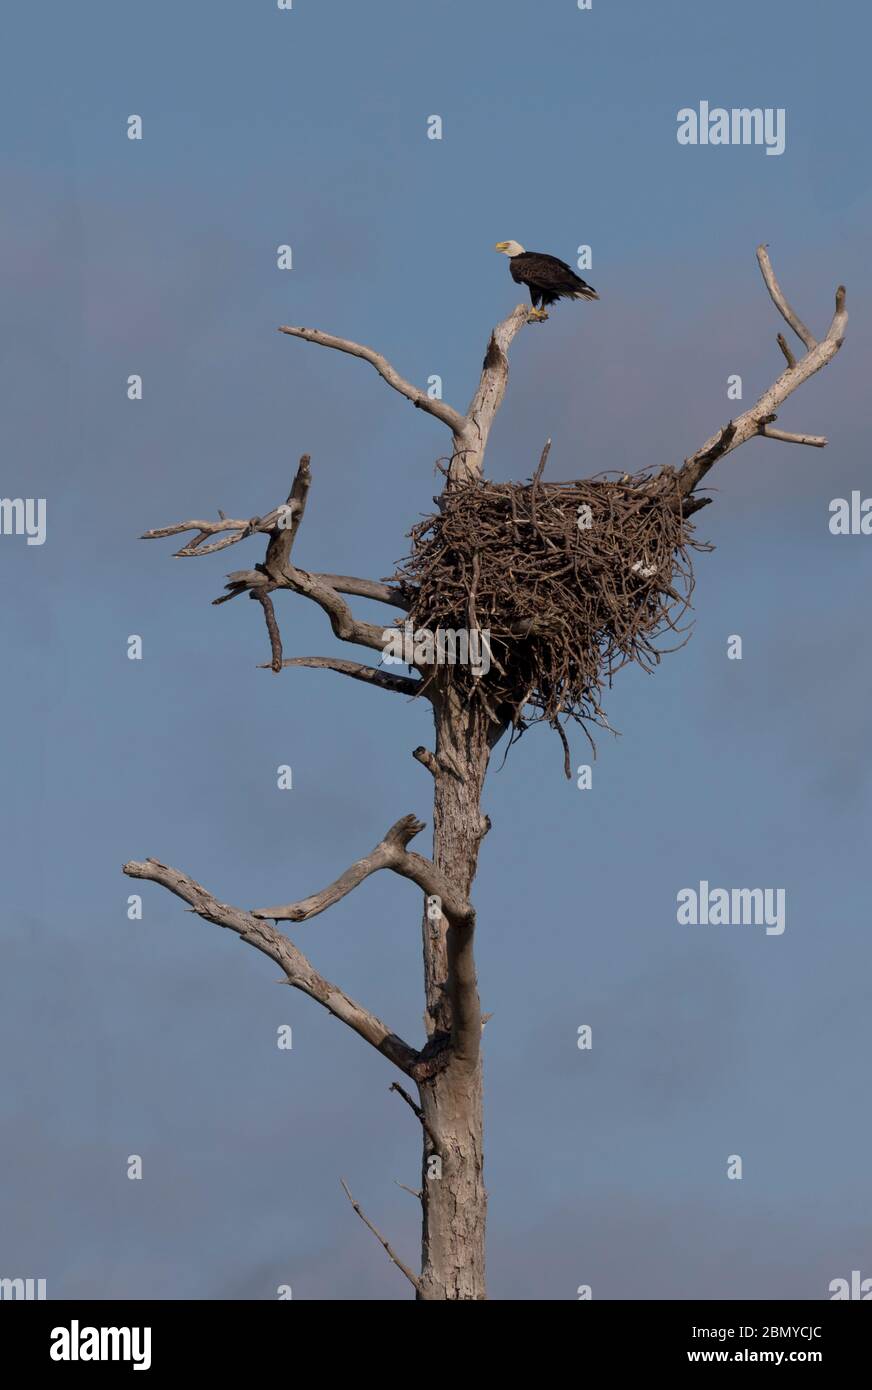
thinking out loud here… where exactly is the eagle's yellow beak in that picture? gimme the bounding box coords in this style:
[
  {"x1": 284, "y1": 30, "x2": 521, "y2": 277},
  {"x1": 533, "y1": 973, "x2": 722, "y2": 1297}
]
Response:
[{"x1": 494, "y1": 242, "x2": 510, "y2": 252}]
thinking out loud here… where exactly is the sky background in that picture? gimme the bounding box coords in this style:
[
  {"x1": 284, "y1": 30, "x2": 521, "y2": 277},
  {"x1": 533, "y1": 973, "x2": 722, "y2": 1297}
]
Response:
[{"x1": 1, "y1": 0, "x2": 870, "y2": 1300}]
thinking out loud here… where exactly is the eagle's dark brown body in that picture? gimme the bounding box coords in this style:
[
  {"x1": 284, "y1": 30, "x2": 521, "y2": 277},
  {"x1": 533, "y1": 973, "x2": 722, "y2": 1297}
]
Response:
[{"x1": 508, "y1": 251, "x2": 599, "y2": 308}]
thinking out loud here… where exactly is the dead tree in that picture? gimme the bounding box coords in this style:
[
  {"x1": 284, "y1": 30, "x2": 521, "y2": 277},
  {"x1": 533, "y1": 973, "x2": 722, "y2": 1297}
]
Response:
[{"x1": 124, "y1": 246, "x2": 846, "y2": 1300}]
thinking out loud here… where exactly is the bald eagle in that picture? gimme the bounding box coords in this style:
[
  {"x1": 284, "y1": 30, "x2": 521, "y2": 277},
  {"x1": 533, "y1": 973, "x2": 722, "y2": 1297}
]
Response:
[{"x1": 495, "y1": 241, "x2": 599, "y2": 319}]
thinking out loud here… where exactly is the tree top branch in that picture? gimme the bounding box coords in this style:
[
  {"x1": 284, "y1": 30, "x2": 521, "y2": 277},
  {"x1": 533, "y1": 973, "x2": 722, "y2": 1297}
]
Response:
[
  {"x1": 676, "y1": 245, "x2": 847, "y2": 496},
  {"x1": 279, "y1": 303, "x2": 537, "y2": 484},
  {"x1": 277, "y1": 324, "x2": 469, "y2": 436}
]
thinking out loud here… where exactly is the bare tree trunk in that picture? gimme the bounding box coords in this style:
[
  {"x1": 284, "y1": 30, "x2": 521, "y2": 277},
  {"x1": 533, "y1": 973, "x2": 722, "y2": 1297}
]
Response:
[
  {"x1": 125, "y1": 248, "x2": 846, "y2": 1300},
  {"x1": 418, "y1": 1061, "x2": 486, "y2": 1300},
  {"x1": 416, "y1": 689, "x2": 496, "y2": 1300}
]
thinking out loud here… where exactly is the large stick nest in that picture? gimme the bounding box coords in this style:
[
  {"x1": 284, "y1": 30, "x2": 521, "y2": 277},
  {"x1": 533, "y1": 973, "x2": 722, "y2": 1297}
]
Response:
[{"x1": 390, "y1": 465, "x2": 710, "y2": 767}]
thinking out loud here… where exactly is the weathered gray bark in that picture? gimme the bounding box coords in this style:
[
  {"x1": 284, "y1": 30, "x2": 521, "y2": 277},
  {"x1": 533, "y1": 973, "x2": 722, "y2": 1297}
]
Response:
[
  {"x1": 416, "y1": 690, "x2": 497, "y2": 1300},
  {"x1": 418, "y1": 1061, "x2": 486, "y2": 1300}
]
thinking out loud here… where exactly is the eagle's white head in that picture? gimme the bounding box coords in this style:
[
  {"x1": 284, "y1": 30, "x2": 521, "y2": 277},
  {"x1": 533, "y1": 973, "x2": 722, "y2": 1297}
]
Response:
[{"x1": 495, "y1": 240, "x2": 525, "y2": 257}]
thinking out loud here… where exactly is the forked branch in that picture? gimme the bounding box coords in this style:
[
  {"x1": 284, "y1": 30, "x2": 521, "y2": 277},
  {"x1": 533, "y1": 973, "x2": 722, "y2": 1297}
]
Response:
[
  {"x1": 676, "y1": 245, "x2": 847, "y2": 496},
  {"x1": 141, "y1": 454, "x2": 402, "y2": 663},
  {"x1": 122, "y1": 857, "x2": 421, "y2": 1076},
  {"x1": 279, "y1": 303, "x2": 535, "y2": 483},
  {"x1": 251, "y1": 813, "x2": 474, "y2": 926}
]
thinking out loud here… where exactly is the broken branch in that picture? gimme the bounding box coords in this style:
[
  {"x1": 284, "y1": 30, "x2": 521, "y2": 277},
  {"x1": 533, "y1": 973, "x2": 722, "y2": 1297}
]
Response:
[
  {"x1": 251, "y1": 588, "x2": 283, "y2": 671},
  {"x1": 759, "y1": 425, "x2": 827, "y2": 447},
  {"x1": 776, "y1": 332, "x2": 797, "y2": 369},
  {"x1": 389, "y1": 1081, "x2": 441, "y2": 1151}
]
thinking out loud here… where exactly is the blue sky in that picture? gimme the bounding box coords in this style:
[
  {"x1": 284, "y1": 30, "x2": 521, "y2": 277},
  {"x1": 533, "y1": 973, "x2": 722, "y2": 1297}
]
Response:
[{"x1": 1, "y1": 0, "x2": 870, "y2": 1299}]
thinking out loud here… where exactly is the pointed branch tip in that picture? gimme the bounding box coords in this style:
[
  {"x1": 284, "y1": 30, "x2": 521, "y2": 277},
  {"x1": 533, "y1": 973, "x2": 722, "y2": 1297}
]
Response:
[{"x1": 339, "y1": 1179, "x2": 421, "y2": 1292}]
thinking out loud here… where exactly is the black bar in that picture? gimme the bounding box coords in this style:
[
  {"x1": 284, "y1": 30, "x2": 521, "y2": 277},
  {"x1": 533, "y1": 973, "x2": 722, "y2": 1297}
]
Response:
[{"x1": 1, "y1": 1298, "x2": 868, "y2": 1374}]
